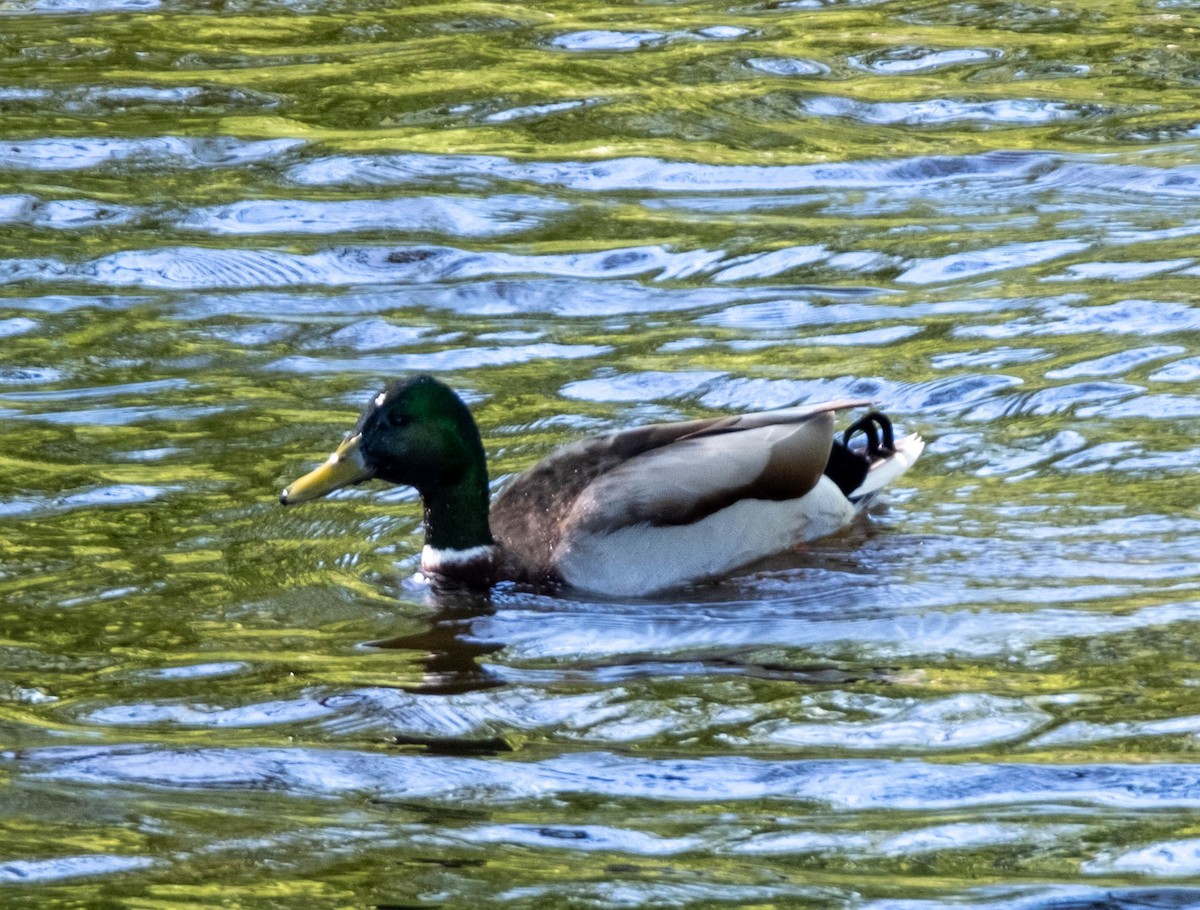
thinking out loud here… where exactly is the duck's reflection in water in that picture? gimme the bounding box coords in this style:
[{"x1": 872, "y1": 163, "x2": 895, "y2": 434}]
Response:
[
  {"x1": 374, "y1": 580, "x2": 894, "y2": 697},
  {"x1": 368, "y1": 587, "x2": 505, "y2": 698}
]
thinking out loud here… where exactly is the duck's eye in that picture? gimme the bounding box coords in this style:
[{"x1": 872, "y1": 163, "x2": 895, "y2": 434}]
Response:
[{"x1": 384, "y1": 410, "x2": 408, "y2": 428}]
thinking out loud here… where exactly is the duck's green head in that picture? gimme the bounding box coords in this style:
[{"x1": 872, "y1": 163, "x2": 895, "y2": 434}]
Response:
[{"x1": 280, "y1": 375, "x2": 488, "y2": 506}]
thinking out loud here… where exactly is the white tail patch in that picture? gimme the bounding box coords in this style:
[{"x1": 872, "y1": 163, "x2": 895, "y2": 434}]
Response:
[{"x1": 850, "y1": 432, "x2": 925, "y2": 500}]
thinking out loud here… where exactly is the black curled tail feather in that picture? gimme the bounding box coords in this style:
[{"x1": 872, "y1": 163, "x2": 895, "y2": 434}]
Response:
[
  {"x1": 842, "y1": 412, "x2": 895, "y2": 457},
  {"x1": 824, "y1": 412, "x2": 896, "y2": 497}
]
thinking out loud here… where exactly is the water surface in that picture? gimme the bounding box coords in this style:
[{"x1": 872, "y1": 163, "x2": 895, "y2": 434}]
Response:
[{"x1": 4, "y1": 0, "x2": 1200, "y2": 907}]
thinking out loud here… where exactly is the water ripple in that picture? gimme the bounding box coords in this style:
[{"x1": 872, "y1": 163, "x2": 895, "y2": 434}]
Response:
[
  {"x1": 800, "y1": 96, "x2": 1087, "y2": 127},
  {"x1": 1046, "y1": 345, "x2": 1186, "y2": 379},
  {"x1": 967, "y1": 381, "x2": 1142, "y2": 420},
  {"x1": 85, "y1": 697, "x2": 336, "y2": 728},
  {"x1": 82, "y1": 683, "x2": 1056, "y2": 754},
  {"x1": 0, "y1": 195, "x2": 138, "y2": 229},
  {"x1": 10, "y1": 245, "x2": 728, "y2": 290},
  {"x1": 21, "y1": 745, "x2": 1200, "y2": 811},
  {"x1": 1032, "y1": 160, "x2": 1200, "y2": 198},
  {"x1": 178, "y1": 281, "x2": 772, "y2": 321},
  {"x1": 693, "y1": 372, "x2": 1020, "y2": 414},
  {"x1": 499, "y1": 881, "x2": 801, "y2": 906},
  {"x1": 11, "y1": 403, "x2": 226, "y2": 425},
  {"x1": 1033, "y1": 713, "x2": 1200, "y2": 750},
  {"x1": 849, "y1": 46, "x2": 1002, "y2": 75},
  {"x1": 287, "y1": 149, "x2": 1052, "y2": 193},
  {"x1": 182, "y1": 195, "x2": 566, "y2": 237},
  {"x1": 0, "y1": 484, "x2": 166, "y2": 519},
  {"x1": 266, "y1": 343, "x2": 609, "y2": 374},
  {"x1": 548, "y1": 30, "x2": 668, "y2": 51},
  {"x1": 0, "y1": 316, "x2": 36, "y2": 336},
  {"x1": 1085, "y1": 839, "x2": 1200, "y2": 877},
  {"x1": 0, "y1": 0, "x2": 158, "y2": 11},
  {"x1": 955, "y1": 298, "x2": 1200, "y2": 338},
  {"x1": 747, "y1": 56, "x2": 830, "y2": 77},
  {"x1": 699, "y1": 297, "x2": 1004, "y2": 330},
  {"x1": 1151, "y1": 357, "x2": 1200, "y2": 383},
  {"x1": 1080, "y1": 394, "x2": 1200, "y2": 420},
  {"x1": 0, "y1": 136, "x2": 301, "y2": 171},
  {"x1": 1051, "y1": 258, "x2": 1193, "y2": 281},
  {"x1": 713, "y1": 245, "x2": 832, "y2": 281},
  {"x1": 0, "y1": 366, "x2": 63, "y2": 385},
  {"x1": 863, "y1": 886, "x2": 1200, "y2": 910},
  {"x1": 467, "y1": 823, "x2": 701, "y2": 855},
  {"x1": 140, "y1": 662, "x2": 250, "y2": 681},
  {"x1": 479, "y1": 600, "x2": 1197, "y2": 663},
  {"x1": 0, "y1": 855, "x2": 156, "y2": 883},
  {"x1": 315, "y1": 318, "x2": 434, "y2": 351},
  {"x1": 484, "y1": 99, "x2": 598, "y2": 123},
  {"x1": 0, "y1": 377, "x2": 188, "y2": 402},
  {"x1": 743, "y1": 692, "x2": 1051, "y2": 750},
  {"x1": 897, "y1": 239, "x2": 1089, "y2": 284},
  {"x1": 0, "y1": 84, "x2": 279, "y2": 113},
  {"x1": 561, "y1": 370, "x2": 727, "y2": 402}
]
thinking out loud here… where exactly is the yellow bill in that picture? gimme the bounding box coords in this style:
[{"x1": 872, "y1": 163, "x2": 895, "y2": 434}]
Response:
[{"x1": 280, "y1": 433, "x2": 374, "y2": 505}]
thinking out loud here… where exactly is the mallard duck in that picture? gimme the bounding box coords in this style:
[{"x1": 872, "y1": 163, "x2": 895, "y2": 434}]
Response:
[{"x1": 280, "y1": 375, "x2": 923, "y2": 596}]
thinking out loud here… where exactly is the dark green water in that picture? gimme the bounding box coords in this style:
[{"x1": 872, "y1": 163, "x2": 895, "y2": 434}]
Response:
[{"x1": 4, "y1": 0, "x2": 1200, "y2": 906}]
